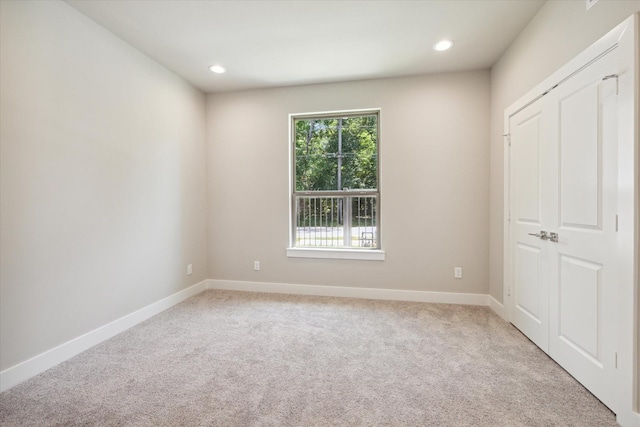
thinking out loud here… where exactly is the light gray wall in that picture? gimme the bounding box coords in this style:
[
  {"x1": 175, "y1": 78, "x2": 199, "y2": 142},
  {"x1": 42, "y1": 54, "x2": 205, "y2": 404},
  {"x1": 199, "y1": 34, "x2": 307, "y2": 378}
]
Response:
[
  {"x1": 206, "y1": 71, "x2": 490, "y2": 294},
  {"x1": 489, "y1": 0, "x2": 640, "y2": 303},
  {"x1": 0, "y1": 0, "x2": 208, "y2": 370}
]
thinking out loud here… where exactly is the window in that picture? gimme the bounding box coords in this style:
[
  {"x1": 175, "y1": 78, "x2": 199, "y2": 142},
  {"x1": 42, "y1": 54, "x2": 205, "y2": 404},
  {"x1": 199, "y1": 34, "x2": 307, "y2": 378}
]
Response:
[{"x1": 289, "y1": 109, "x2": 382, "y2": 259}]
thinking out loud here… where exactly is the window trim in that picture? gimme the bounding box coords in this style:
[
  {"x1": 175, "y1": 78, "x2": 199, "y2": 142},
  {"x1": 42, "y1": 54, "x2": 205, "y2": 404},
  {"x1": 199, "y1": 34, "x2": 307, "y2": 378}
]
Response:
[
  {"x1": 286, "y1": 247, "x2": 385, "y2": 261},
  {"x1": 288, "y1": 108, "x2": 382, "y2": 258}
]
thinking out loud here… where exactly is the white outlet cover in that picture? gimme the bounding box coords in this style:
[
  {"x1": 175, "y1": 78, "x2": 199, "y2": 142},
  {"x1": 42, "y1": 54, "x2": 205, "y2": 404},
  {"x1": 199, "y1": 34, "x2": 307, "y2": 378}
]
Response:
[{"x1": 187, "y1": 264, "x2": 193, "y2": 275}]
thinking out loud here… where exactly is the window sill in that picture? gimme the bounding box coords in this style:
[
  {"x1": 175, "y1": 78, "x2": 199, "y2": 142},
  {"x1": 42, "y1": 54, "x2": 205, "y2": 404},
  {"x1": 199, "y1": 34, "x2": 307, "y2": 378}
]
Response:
[{"x1": 286, "y1": 247, "x2": 385, "y2": 261}]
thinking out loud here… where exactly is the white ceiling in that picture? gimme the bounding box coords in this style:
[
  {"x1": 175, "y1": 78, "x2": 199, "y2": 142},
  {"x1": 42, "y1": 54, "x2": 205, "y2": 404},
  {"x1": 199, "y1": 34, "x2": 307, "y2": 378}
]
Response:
[{"x1": 65, "y1": 0, "x2": 545, "y2": 93}]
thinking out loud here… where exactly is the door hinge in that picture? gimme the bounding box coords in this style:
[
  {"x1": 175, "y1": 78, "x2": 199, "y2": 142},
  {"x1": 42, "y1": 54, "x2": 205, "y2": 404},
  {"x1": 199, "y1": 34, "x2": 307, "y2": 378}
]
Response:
[
  {"x1": 508, "y1": 211, "x2": 511, "y2": 222},
  {"x1": 507, "y1": 286, "x2": 511, "y2": 297},
  {"x1": 615, "y1": 214, "x2": 618, "y2": 232},
  {"x1": 614, "y1": 352, "x2": 618, "y2": 368},
  {"x1": 602, "y1": 74, "x2": 619, "y2": 95},
  {"x1": 503, "y1": 133, "x2": 511, "y2": 146}
]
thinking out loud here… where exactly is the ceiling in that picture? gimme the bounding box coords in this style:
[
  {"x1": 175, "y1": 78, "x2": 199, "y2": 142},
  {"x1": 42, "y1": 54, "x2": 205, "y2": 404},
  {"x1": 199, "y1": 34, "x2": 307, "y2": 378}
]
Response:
[{"x1": 65, "y1": 0, "x2": 545, "y2": 93}]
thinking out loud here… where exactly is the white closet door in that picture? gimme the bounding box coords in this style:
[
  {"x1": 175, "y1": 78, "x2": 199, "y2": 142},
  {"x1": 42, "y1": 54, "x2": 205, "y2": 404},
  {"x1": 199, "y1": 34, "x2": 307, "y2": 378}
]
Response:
[
  {"x1": 508, "y1": 97, "x2": 552, "y2": 353},
  {"x1": 547, "y1": 49, "x2": 619, "y2": 411},
  {"x1": 509, "y1": 47, "x2": 619, "y2": 411}
]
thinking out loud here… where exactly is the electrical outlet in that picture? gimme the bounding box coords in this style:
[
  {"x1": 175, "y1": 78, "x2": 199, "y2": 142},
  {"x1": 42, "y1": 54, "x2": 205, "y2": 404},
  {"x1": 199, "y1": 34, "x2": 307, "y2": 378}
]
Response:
[
  {"x1": 187, "y1": 264, "x2": 193, "y2": 275},
  {"x1": 254, "y1": 261, "x2": 260, "y2": 271},
  {"x1": 454, "y1": 267, "x2": 462, "y2": 279}
]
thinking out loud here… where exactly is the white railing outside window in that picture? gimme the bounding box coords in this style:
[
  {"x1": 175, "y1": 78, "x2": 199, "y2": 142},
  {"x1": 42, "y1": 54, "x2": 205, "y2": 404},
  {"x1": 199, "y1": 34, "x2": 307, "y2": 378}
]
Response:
[{"x1": 294, "y1": 193, "x2": 378, "y2": 248}]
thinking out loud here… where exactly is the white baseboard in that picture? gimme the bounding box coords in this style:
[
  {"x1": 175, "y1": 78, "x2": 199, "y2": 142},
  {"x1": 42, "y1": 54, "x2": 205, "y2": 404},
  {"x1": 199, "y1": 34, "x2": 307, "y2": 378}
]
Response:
[
  {"x1": 488, "y1": 295, "x2": 506, "y2": 320},
  {"x1": 0, "y1": 280, "x2": 208, "y2": 392},
  {"x1": 207, "y1": 279, "x2": 490, "y2": 306}
]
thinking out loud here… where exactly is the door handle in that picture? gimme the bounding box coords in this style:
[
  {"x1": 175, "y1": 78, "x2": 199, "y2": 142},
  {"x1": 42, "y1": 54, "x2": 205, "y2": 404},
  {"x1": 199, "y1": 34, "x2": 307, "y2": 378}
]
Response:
[
  {"x1": 527, "y1": 231, "x2": 559, "y2": 242},
  {"x1": 528, "y1": 230, "x2": 549, "y2": 240}
]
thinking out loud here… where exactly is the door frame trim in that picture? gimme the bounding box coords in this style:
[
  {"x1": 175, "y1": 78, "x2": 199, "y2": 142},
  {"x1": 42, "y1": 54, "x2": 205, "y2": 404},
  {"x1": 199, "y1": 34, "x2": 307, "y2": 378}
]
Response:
[{"x1": 502, "y1": 14, "x2": 638, "y2": 426}]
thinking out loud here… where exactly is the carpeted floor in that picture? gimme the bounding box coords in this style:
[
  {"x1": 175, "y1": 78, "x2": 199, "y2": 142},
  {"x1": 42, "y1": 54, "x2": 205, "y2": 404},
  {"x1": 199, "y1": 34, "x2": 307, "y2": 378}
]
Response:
[{"x1": 0, "y1": 290, "x2": 617, "y2": 426}]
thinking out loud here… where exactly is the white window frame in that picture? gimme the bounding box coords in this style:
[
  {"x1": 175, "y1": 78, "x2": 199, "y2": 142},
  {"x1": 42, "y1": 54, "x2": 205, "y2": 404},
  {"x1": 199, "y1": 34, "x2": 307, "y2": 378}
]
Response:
[{"x1": 287, "y1": 108, "x2": 385, "y2": 261}]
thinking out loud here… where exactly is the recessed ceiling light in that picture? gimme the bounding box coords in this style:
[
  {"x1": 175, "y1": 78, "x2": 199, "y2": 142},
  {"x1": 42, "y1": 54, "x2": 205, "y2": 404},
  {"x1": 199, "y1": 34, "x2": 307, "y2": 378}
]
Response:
[
  {"x1": 434, "y1": 40, "x2": 454, "y2": 52},
  {"x1": 209, "y1": 65, "x2": 226, "y2": 74}
]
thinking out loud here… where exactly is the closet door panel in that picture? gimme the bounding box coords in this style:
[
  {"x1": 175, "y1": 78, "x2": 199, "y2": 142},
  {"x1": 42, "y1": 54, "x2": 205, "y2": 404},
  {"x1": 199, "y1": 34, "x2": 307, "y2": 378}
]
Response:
[
  {"x1": 558, "y1": 255, "x2": 602, "y2": 365},
  {"x1": 509, "y1": 102, "x2": 549, "y2": 353},
  {"x1": 548, "y1": 49, "x2": 619, "y2": 411},
  {"x1": 559, "y1": 84, "x2": 601, "y2": 229}
]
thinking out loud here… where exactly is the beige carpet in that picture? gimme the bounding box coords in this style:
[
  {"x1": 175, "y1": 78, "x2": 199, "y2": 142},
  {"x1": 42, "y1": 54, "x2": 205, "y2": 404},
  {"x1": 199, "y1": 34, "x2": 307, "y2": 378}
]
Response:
[{"x1": 0, "y1": 290, "x2": 616, "y2": 426}]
